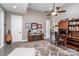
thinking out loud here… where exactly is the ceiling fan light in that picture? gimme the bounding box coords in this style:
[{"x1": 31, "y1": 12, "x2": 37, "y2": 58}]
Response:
[
  {"x1": 13, "y1": 5, "x2": 16, "y2": 9},
  {"x1": 51, "y1": 11, "x2": 57, "y2": 15}
]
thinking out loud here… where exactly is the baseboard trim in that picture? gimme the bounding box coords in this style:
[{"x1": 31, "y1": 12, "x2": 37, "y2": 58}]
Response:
[
  {"x1": 19, "y1": 40, "x2": 28, "y2": 42},
  {"x1": 0, "y1": 45, "x2": 3, "y2": 49},
  {"x1": 12, "y1": 39, "x2": 28, "y2": 43}
]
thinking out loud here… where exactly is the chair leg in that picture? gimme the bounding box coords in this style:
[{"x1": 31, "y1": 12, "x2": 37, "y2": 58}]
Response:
[
  {"x1": 60, "y1": 41, "x2": 64, "y2": 46},
  {"x1": 55, "y1": 41, "x2": 59, "y2": 47},
  {"x1": 62, "y1": 41, "x2": 64, "y2": 46},
  {"x1": 57, "y1": 41, "x2": 59, "y2": 47}
]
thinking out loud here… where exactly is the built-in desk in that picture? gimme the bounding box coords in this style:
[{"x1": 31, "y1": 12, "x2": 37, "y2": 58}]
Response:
[{"x1": 28, "y1": 33, "x2": 44, "y2": 42}]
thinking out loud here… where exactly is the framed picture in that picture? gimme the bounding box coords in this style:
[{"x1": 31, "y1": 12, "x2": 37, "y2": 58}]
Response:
[
  {"x1": 25, "y1": 23, "x2": 31, "y2": 29},
  {"x1": 31, "y1": 23, "x2": 37, "y2": 30},
  {"x1": 37, "y1": 24, "x2": 42, "y2": 29}
]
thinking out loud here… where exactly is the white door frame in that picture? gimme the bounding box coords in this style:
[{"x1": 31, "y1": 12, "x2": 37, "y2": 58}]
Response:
[
  {"x1": 45, "y1": 20, "x2": 50, "y2": 39},
  {"x1": 0, "y1": 10, "x2": 4, "y2": 49}
]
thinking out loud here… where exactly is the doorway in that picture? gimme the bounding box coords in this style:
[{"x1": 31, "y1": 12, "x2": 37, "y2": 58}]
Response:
[
  {"x1": 0, "y1": 10, "x2": 4, "y2": 48},
  {"x1": 46, "y1": 20, "x2": 50, "y2": 39},
  {"x1": 11, "y1": 15, "x2": 22, "y2": 42}
]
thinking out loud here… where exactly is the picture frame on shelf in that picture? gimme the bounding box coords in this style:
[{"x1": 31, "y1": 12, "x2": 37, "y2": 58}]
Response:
[
  {"x1": 25, "y1": 23, "x2": 31, "y2": 29},
  {"x1": 37, "y1": 24, "x2": 42, "y2": 29},
  {"x1": 31, "y1": 23, "x2": 37, "y2": 30}
]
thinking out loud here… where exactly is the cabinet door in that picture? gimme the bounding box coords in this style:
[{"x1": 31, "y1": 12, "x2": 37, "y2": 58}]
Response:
[
  {"x1": 58, "y1": 21, "x2": 68, "y2": 29},
  {"x1": 28, "y1": 36, "x2": 32, "y2": 42},
  {"x1": 33, "y1": 35, "x2": 39, "y2": 41}
]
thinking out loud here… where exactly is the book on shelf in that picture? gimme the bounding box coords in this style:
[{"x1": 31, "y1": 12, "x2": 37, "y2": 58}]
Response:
[
  {"x1": 69, "y1": 22, "x2": 76, "y2": 25},
  {"x1": 76, "y1": 26, "x2": 78, "y2": 31},
  {"x1": 69, "y1": 22, "x2": 72, "y2": 25},
  {"x1": 73, "y1": 22, "x2": 76, "y2": 25},
  {"x1": 70, "y1": 27, "x2": 74, "y2": 31},
  {"x1": 73, "y1": 27, "x2": 76, "y2": 31},
  {"x1": 75, "y1": 21, "x2": 79, "y2": 25},
  {"x1": 69, "y1": 27, "x2": 71, "y2": 31},
  {"x1": 71, "y1": 27, "x2": 73, "y2": 31},
  {"x1": 70, "y1": 27, "x2": 76, "y2": 31}
]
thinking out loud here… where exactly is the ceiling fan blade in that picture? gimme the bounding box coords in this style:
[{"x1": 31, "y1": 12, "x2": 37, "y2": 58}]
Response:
[
  {"x1": 51, "y1": 10, "x2": 54, "y2": 12},
  {"x1": 57, "y1": 10, "x2": 66, "y2": 13},
  {"x1": 55, "y1": 14, "x2": 57, "y2": 16},
  {"x1": 56, "y1": 7, "x2": 60, "y2": 10},
  {"x1": 47, "y1": 14, "x2": 51, "y2": 16}
]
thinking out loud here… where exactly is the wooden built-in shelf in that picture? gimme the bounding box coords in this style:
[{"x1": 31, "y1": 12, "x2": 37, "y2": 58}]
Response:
[
  {"x1": 69, "y1": 30, "x2": 79, "y2": 31},
  {"x1": 66, "y1": 45, "x2": 79, "y2": 51},
  {"x1": 69, "y1": 19, "x2": 79, "y2": 22},
  {"x1": 58, "y1": 18, "x2": 79, "y2": 51},
  {"x1": 69, "y1": 25, "x2": 79, "y2": 26},
  {"x1": 68, "y1": 41, "x2": 79, "y2": 46}
]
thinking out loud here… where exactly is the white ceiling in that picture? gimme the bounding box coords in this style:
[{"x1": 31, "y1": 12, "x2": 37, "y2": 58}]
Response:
[
  {"x1": 1, "y1": 3, "x2": 66, "y2": 14},
  {"x1": 1, "y1": 3, "x2": 28, "y2": 14},
  {"x1": 28, "y1": 3, "x2": 66, "y2": 11}
]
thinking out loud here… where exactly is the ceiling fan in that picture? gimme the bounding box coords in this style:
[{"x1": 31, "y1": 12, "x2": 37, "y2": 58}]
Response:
[{"x1": 47, "y1": 3, "x2": 66, "y2": 16}]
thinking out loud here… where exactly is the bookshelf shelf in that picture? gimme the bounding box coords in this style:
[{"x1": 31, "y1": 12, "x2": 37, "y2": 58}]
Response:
[
  {"x1": 69, "y1": 25, "x2": 79, "y2": 26},
  {"x1": 69, "y1": 19, "x2": 79, "y2": 32},
  {"x1": 67, "y1": 19, "x2": 79, "y2": 50}
]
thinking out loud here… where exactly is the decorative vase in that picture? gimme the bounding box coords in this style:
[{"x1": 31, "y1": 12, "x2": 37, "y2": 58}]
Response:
[{"x1": 5, "y1": 30, "x2": 12, "y2": 44}]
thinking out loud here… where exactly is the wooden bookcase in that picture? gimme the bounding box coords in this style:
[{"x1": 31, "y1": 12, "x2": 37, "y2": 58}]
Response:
[
  {"x1": 58, "y1": 19, "x2": 79, "y2": 50},
  {"x1": 66, "y1": 19, "x2": 79, "y2": 50}
]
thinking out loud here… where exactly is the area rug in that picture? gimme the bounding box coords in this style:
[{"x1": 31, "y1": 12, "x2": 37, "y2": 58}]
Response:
[
  {"x1": 8, "y1": 40, "x2": 71, "y2": 56},
  {"x1": 8, "y1": 48, "x2": 36, "y2": 56}
]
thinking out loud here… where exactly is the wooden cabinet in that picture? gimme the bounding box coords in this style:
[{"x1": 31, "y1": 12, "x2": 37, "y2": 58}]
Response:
[
  {"x1": 28, "y1": 34, "x2": 44, "y2": 42},
  {"x1": 5, "y1": 30, "x2": 12, "y2": 44},
  {"x1": 58, "y1": 20, "x2": 68, "y2": 35},
  {"x1": 58, "y1": 20, "x2": 68, "y2": 29}
]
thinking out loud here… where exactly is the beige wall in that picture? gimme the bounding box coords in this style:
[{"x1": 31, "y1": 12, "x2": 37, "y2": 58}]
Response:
[
  {"x1": 5, "y1": 11, "x2": 22, "y2": 35},
  {"x1": 5, "y1": 8, "x2": 47, "y2": 41},
  {"x1": 23, "y1": 9, "x2": 47, "y2": 40},
  {"x1": 5, "y1": 12, "x2": 11, "y2": 35}
]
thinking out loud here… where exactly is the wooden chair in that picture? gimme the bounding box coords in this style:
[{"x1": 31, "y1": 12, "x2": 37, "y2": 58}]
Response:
[
  {"x1": 55, "y1": 32, "x2": 64, "y2": 46},
  {"x1": 55, "y1": 32, "x2": 59, "y2": 46}
]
